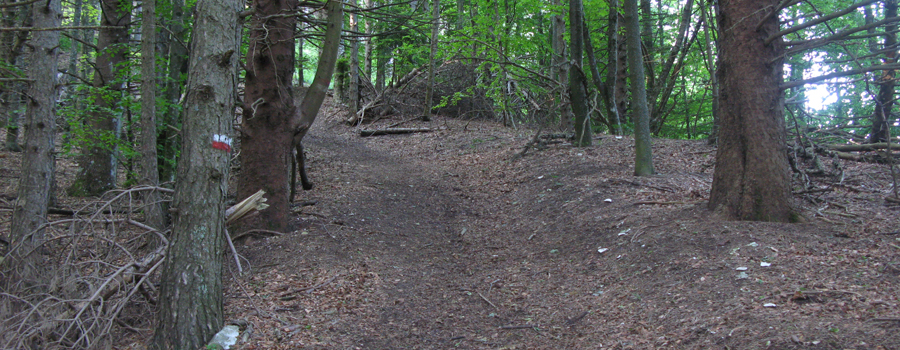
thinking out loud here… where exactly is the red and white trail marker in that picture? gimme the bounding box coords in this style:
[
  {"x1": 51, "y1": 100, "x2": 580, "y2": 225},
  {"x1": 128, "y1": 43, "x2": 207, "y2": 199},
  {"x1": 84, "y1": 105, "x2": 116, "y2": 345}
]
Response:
[{"x1": 212, "y1": 134, "x2": 232, "y2": 152}]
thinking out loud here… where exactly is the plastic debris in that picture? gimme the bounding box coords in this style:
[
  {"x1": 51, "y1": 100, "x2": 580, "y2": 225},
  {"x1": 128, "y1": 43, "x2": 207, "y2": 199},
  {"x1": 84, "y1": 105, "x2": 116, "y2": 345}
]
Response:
[
  {"x1": 763, "y1": 303, "x2": 777, "y2": 308},
  {"x1": 736, "y1": 267, "x2": 748, "y2": 271},
  {"x1": 208, "y1": 325, "x2": 240, "y2": 350},
  {"x1": 604, "y1": 198, "x2": 613, "y2": 203},
  {"x1": 597, "y1": 247, "x2": 609, "y2": 253},
  {"x1": 760, "y1": 262, "x2": 772, "y2": 267}
]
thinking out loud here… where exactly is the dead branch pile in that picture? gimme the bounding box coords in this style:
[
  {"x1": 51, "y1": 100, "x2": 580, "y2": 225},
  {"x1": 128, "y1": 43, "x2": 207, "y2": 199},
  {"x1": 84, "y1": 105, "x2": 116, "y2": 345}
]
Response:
[
  {"x1": 0, "y1": 187, "x2": 172, "y2": 349},
  {"x1": 348, "y1": 61, "x2": 495, "y2": 124},
  {"x1": 0, "y1": 187, "x2": 269, "y2": 349}
]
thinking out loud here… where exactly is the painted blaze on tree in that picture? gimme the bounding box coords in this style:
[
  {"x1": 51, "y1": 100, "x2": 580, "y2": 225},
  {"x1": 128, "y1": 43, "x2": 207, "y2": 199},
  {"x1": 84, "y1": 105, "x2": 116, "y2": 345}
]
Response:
[{"x1": 709, "y1": 0, "x2": 798, "y2": 222}]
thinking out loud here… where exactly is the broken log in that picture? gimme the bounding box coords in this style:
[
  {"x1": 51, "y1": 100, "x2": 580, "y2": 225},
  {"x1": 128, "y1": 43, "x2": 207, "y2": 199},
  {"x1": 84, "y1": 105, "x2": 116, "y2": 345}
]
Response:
[{"x1": 359, "y1": 128, "x2": 433, "y2": 137}]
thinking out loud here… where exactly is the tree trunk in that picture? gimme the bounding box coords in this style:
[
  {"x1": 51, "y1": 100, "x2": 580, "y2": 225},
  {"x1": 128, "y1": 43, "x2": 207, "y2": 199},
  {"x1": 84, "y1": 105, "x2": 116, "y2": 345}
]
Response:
[
  {"x1": 8, "y1": 0, "x2": 61, "y2": 286},
  {"x1": 70, "y1": 0, "x2": 130, "y2": 196},
  {"x1": 709, "y1": 0, "x2": 796, "y2": 222},
  {"x1": 648, "y1": 0, "x2": 695, "y2": 133},
  {"x1": 870, "y1": 0, "x2": 897, "y2": 144},
  {"x1": 424, "y1": 0, "x2": 440, "y2": 121},
  {"x1": 349, "y1": 0, "x2": 361, "y2": 118},
  {"x1": 624, "y1": 0, "x2": 654, "y2": 176},
  {"x1": 364, "y1": 0, "x2": 374, "y2": 79},
  {"x1": 239, "y1": 0, "x2": 343, "y2": 232},
  {"x1": 570, "y1": 0, "x2": 590, "y2": 146},
  {"x1": 140, "y1": 0, "x2": 165, "y2": 230},
  {"x1": 551, "y1": 0, "x2": 570, "y2": 130},
  {"x1": 159, "y1": 0, "x2": 190, "y2": 182},
  {"x1": 238, "y1": 0, "x2": 299, "y2": 233},
  {"x1": 701, "y1": 1, "x2": 720, "y2": 145},
  {"x1": 582, "y1": 6, "x2": 617, "y2": 134},
  {"x1": 148, "y1": 0, "x2": 241, "y2": 347},
  {"x1": 1, "y1": 0, "x2": 31, "y2": 152}
]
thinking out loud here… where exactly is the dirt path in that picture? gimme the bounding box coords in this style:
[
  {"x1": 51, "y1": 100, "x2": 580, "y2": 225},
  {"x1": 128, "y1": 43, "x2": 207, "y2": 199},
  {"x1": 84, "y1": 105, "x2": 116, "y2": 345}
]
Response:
[{"x1": 227, "y1": 111, "x2": 900, "y2": 349}]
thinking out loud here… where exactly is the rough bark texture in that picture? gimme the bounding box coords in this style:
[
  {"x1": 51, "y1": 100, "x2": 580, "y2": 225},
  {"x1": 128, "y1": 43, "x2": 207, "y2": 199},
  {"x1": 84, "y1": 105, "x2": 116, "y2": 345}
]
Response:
[
  {"x1": 149, "y1": 0, "x2": 242, "y2": 347},
  {"x1": 239, "y1": 0, "x2": 299, "y2": 232},
  {"x1": 8, "y1": 0, "x2": 61, "y2": 285},
  {"x1": 140, "y1": 0, "x2": 165, "y2": 230},
  {"x1": 870, "y1": 0, "x2": 897, "y2": 144},
  {"x1": 709, "y1": 0, "x2": 796, "y2": 222},
  {"x1": 569, "y1": 0, "x2": 591, "y2": 146},
  {"x1": 70, "y1": 0, "x2": 130, "y2": 196},
  {"x1": 625, "y1": 0, "x2": 654, "y2": 175}
]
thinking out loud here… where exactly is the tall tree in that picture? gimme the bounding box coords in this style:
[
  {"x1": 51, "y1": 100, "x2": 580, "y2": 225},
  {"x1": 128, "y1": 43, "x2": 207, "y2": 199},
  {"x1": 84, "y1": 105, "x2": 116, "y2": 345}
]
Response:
[
  {"x1": 349, "y1": 0, "x2": 361, "y2": 119},
  {"x1": 8, "y1": 0, "x2": 61, "y2": 286},
  {"x1": 238, "y1": 0, "x2": 300, "y2": 232},
  {"x1": 70, "y1": 0, "x2": 131, "y2": 196},
  {"x1": 158, "y1": 0, "x2": 191, "y2": 182},
  {"x1": 570, "y1": 0, "x2": 590, "y2": 145},
  {"x1": 624, "y1": 0, "x2": 654, "y2": 175},
  {"x1": 870, "y1": 0, "x2": 897, "y2": 143},
  {"x1": 1, "y1": 0, "x2": 31, "y2": 152},
  {"x1": 149, "y1": 0, "x2": 242, "y2": 347},
  {"x1": 238, "y1": 0, "x2": 343, "y2": 232},
  {"x1": 551, "y1": 0, "x2": 570, "y2": 130},
  {"x1": 140, "y1": 0, "x2": 165, "y2": 230},
  {"x1": 424, "y1": 0, "x2": 440, "y2": 121},
  {"x1": 709, "y1": 0, "x2": 796, "y2": 222}
]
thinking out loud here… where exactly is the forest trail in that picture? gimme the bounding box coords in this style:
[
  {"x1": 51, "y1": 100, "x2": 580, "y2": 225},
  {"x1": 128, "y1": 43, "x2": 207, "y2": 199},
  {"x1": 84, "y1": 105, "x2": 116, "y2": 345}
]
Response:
[{"x1": 224, "y1": 109, "x2": 900, "y2": 349}]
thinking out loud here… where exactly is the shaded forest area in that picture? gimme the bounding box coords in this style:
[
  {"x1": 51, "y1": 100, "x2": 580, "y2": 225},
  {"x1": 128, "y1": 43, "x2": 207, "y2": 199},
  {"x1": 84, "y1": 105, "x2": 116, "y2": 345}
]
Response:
[{"x1": 0, "y1": 0, "x2": 899, "y2": 349}]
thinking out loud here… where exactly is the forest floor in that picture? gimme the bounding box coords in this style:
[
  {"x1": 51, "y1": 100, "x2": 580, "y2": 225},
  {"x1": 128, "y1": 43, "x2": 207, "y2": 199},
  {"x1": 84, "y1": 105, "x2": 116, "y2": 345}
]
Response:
[{"x1": 2, "y1": 95, "x2": 900, "y2": 349}]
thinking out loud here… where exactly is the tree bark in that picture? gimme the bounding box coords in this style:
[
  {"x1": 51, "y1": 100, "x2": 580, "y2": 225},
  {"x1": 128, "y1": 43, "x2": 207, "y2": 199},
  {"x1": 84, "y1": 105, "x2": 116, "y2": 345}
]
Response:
[
  {"x1": 70, "y1": 0, "x2": 130, "y2": 196},
  {"x1": 140, "y1": 0, "x2": 165, "y2": 230},
  {"x1": 870, "y1": 0, "x2": 897, "y2": 144},
  {"x1": 709, "y1": 0, "x2": 797, "y2": 222},
  {"x1": 569, "y1": 0, "x2": 590, "y2": 146},
  {"x1": 148, "y1": 0, "x2": 242, "y2": 347},
  {"x1": 8, "y1": 0, "x2": 61, "y2": 286},
  {"x1": 238, "y1": 0, "x2": 299, "y2": 232},
  {"x1": 239, "y1": 0, "x2": 342, "y2": 232},
  {"x1": 624, "y1": 0, "x2": 654, "y2": 175}
]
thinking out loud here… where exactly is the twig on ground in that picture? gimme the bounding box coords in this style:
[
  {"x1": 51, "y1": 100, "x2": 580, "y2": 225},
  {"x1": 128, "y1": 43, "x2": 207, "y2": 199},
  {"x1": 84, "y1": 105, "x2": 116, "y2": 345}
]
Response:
[
  {"x1": 231, "y1": 229, "x2": 283, "y2": 241},
  {"x1": 279, "y1": 274, "x2": 340, "y2": 299},
  {"x1": 477, "y1": 291, "x2": 497, "y2": 309},
  {"x1": 500, "y1": 324, "x2": 535, "y2": 330},
  {"x1": 225, "y1": 228, "x2": 243, "y2": 273},
  {"x1": 566, "y1": 311, "x2": 588, "y2": 326}
]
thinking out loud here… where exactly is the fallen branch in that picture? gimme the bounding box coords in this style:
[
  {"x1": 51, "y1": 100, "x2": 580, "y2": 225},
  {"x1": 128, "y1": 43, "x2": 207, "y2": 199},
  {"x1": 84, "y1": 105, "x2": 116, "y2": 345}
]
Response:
[
  {"x1": 225, "y1": 190, "x2": 268, "y2": 225},
  {"x1": 824, "y1": 142, "x2": 900, "y2": 152},
  {"x1": 359, "y1": 128, "x2": 432, "y2": 137}
]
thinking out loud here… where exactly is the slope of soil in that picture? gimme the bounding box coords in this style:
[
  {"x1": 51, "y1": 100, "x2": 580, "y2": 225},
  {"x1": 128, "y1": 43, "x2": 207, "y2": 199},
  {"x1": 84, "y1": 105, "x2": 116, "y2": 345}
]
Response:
[
  {"x1": 222, "y1": 105, "x2": 900, "y2": 349},
  {"x1": 1, "y1": 98, "x2": 898, "y2": 349}
]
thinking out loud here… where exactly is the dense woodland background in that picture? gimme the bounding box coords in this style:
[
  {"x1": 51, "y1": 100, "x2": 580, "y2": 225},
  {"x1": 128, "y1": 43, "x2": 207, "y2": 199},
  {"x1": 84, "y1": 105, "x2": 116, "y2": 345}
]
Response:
[{"x1": 1, "y1": 0, "x2": 899, "y2": 348}]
